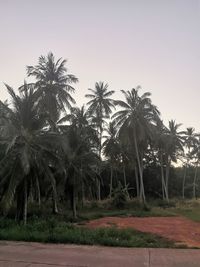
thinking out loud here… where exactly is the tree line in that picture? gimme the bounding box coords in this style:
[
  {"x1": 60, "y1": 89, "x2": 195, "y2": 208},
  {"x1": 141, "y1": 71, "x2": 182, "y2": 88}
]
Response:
[{"x1": 0, "y1": 52, "x2": 199, "y2": 224}]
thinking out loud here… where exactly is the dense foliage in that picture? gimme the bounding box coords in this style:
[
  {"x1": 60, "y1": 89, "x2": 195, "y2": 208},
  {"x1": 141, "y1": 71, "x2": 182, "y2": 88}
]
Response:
[{"x1": 0, "y1": 52, "x2": 199, "y2": 224}]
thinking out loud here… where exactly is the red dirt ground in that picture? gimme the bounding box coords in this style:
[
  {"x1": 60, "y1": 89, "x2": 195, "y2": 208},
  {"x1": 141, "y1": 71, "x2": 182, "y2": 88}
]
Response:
[{"x1": 85, "y1": 216, "x2": 200, "y2": 248}]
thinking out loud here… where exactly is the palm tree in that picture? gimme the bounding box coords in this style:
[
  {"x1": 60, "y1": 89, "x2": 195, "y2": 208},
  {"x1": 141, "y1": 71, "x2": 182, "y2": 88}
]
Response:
[
  {"x1": 59, "y1": 106, "x2": 99, "y2": 217},
  {"x1": 191, "y1": 135, "x2": 200, "y2": 199},
  {"x1": 27, "y1": 52, "x2": 78, "y2": 130},
  {"x1": 85, "y1": 82, "x2": 115, "y2": 200},
  {"x1": 0, "y1": 83, "x2": 62, "y2": 224},
  {"x1": 102, "y1": 121, "x2": 120, "y2": 197},
  {"x1": 112, "y1": 87, "x2": 160, "y2": 202},
  {"x1": 162, "y1": 120, "x2": 184, "y2": 201},
  {"x1": 153, "y1": 120, "x2": 169, "y2": 200},
  {"x1": 182, "y1": 127, "x2": 197, "y2": 198}
]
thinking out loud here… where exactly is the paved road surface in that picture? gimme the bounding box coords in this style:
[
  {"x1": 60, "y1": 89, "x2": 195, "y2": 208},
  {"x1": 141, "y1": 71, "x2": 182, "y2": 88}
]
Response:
[{"x1": 0, "y1": 241, "x2": 200, "y2": 266}]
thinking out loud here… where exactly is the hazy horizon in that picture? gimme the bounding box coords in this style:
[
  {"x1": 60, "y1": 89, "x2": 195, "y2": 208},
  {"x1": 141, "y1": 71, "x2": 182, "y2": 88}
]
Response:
[{"x1": 0, "y1": 0, "x2": 199, "y2": 130}]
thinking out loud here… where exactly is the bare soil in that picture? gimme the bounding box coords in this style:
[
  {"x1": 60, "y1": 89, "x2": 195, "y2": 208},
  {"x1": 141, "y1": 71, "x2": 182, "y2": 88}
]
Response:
[{"x1": 85, "y1": 216, "x2": 200, "y2": 248}]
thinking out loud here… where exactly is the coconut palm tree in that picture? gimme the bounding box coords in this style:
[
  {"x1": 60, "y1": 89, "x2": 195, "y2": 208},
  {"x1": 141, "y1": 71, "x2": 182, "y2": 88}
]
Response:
[
  {"x1": 112, "y1": 87, "x2": 160, "y2": 202},
  {"x1": 102, "y1": 121, "x2": 120, "y2": 197},
  {"x1": 85, "y1": 82, "x2": 115, "y2": 200},
  {"x1": 162, "y1": 120, "x2": 184, "y2": 201},
  {"x1": 182, "y1": 127, "x2": 197, "y2": 198},
  {"x1": 27, "y1": 52, "x2": 78, "y2": 130},
  {"x1": 190, "y1": 135, "x2": 200, "y2": 199},
  {"x1": 153, "y1": 119, "x2": 169, "y2": 200},
  {"x1": 59, "y1": 107, "x2": 99, "y2": 218},
  {"x1": 0, "y1": 83, "x2": 62, "y2": 224}
]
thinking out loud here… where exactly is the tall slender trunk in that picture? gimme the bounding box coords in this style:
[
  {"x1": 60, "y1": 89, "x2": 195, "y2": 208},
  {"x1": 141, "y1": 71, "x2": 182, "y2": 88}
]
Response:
[
  {"x1": 109, "y1": 164, "x2": 113, "y2": 198},
  {"x1": 36, "y1": 177, "x2": 41, "y2": 207},
  {"x1": 123, "y1": 163, "x2": 127, "y2": 188},
  {"x1": 80, "y1": 163, "x2": 85, "y2": 207},
  {"x1": 133, "y1": 133, "x2": 145, "y2": 203},
  {"x1": 193, "y1": 165, "x2": 198, "y2": 199},
  {"x1": 139, "y1": 158, "x2": 145, "y2": 201},
  {"x1": 123, "y1": 163, "x2": 130, "y2": 199},
  {"x1": 81, "y1": 181, "x2": 85, "y2": 207},
  {"x1": 182, "y1": 165, "x2": 187, "y2": 199},
  {"x1": 52, "y1": 187, "x2": 58, "y2": 214},
  {"x1": 97, "y1": 179, "x2": 101, "y2": 201},
  {"x1": 29, "y1": 179, "x2": 34, "y2": 203},
  {"x1": 97, "y1": 127, "x2": 102, "y2": 201},
  {"x1": 165, "y1": 160, "x2": 170, "y2": 202},
  {"x1": 72, "y1": 184, "x2": 77, "y2": 218},
  {"x1": 23, "y1": 179, "x2": 28, "y2": 225},
  {"x1": 160, "y1": 154, "x2": 167, "y2": 200},
  {"x1": 134, "y1": 165, "x2": 140, "y2": 198}
]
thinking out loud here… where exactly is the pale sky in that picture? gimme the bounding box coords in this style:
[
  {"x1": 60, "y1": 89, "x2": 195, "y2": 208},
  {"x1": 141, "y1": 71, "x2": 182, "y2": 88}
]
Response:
[{"x1": 0, "y1": 0, "x2": 199, "y2": 130}]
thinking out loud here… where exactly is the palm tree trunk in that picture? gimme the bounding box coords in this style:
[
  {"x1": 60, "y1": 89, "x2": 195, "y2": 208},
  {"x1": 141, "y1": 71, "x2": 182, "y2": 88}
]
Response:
[
  {"x1": 182, "y1": 165, "x2": 187, "y2": 199},
  {"x1": 123, "y1": 163, "x2": 130, "y2": 199},
  {"x1": 133, "y1": 133, "x2": 145, "y2": 203},
  {"x1": 109, "y1": 164, "x2": 113, "y2": 198},
  {"x1": 36, "y1": 177, "x2": 41, "y2": 207},
  {"x1": 97, "y1": 127, "x2": 102, "y2": 201},
  {"x1": 81, "y1": 180, "x2": 85, "y2": 207},
  {"x1": 193, "y1": 165, "x2": 198, "y2": 199},
  {"x1": 23, "y1": 179, "x2": 28, "y2": 225},
  {"x1": 123, "y1": 163, "x2": 127, "y2": 187},
  {"x1": 29, "y1": 179, "x2": 34, "y2": 203},
  {"x1": 72, "y1": 184, "x2": 77, "y2": 219},
  {"x1": 165, "y1": 160, "x2": 170, "y2": 202},
  {"x1": 160, "y1": 154, "x2": 167, "y2": 200},
  {"x1": 52, "y1": 188, "x2": 58, "y2": 214},
  {"x1": 134, "y1": 166, "x2": 140, "y2": 198}
]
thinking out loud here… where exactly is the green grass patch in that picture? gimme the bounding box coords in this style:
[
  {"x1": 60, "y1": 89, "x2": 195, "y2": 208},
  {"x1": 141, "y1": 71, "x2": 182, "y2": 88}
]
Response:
[{"x1": 0, "y1": 218, "x2": 177, "y2": 248}]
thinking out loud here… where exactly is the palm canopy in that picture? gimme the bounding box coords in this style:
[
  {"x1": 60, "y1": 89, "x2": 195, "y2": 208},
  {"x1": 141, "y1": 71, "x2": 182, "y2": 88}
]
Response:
[
  {"x1": 164, "y1": 120, "x2": 184, "y2": 162},
  {"x1": 59, "y1": 107, "x2": 99, "y2": 193},
  {"x1": 58, "y1": 105, "x2": 99, "y2": 150},
  {"x1": 191, "y1": 135, "x2": 200, "y2": 163},
  {"x1": 183, "y1": 127, "x2": 198, "y2": 152},
  {"x1": 112, "y1": 87, "x2": 160, "y2": 144},
  {"x1": 0, "y1": 83, "x2": 62, "y2": 211},
  {"x1": 85, "y1": 82, "x2": 115, "y2": 131},
  {"x1": 27, "y1": 52, "x2": 78, "y2": 125},
  {"x1": 102, "y1": 121, "x2": 120, "y2": 162}
]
